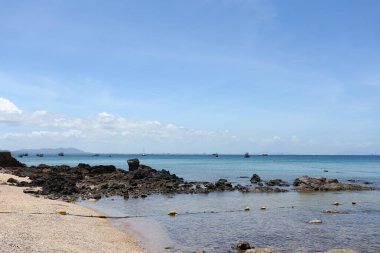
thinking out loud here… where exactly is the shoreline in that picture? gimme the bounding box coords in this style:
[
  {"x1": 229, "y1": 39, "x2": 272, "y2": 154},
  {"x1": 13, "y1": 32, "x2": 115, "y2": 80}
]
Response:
[
  {"x1": 1, "y1": 153, "x2": 378, "y2": 252},
  {"x1": 0, "y1": 173, "x2": 148, "y2": 253}
]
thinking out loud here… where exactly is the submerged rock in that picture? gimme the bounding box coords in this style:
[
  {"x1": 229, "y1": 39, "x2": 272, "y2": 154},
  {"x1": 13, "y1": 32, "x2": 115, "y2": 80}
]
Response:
[
  {"x1": 321, "y1": 209, "x2": 349, "y2": 214},
  {"x1": 249, "y1": 186, "x2": 288, "y2": 193}
]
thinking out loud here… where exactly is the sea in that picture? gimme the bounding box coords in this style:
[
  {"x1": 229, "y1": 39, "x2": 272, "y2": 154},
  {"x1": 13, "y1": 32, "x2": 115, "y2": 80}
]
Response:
[{"x1": 17, "y1": 154, "x2": 380, "y2": 253}]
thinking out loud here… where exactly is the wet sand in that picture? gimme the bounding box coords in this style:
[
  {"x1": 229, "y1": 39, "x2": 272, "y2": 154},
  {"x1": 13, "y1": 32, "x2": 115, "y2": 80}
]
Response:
[{"x1": 0, "y1": 173, "x2": 147, "y2": 253}]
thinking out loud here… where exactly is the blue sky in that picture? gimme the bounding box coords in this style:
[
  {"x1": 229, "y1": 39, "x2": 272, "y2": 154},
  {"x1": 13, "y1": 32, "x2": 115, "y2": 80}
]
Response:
[{"x1": 0, "y1": 0, "x2": 379, "y2": 154}]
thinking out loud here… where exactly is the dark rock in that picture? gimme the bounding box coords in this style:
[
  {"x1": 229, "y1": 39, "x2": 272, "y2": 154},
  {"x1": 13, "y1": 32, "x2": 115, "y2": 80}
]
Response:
[
  {"x1": 7, "y1": 177, "x2": 18, "y2": 184},
  {"x1": 88, "y1": 165, "x2": 116, "y2": 174},
  {"x1": 214, "y1": 179, "x2": 233, "y2": 191},
  {"x1": 30, "y1": 173, "x2": 79, "y2": 196},
  {"x1": 92, "y1": 194, "x2": 101, "y2": 199},
  {"x1": 0, "y1": 152, "x2": 25, "y2": 167},
  {"x1": 16, "y1": 181, "x2": 29, "y2": 187},
  {"x1": 232, "y1": 240, "x2": 252, "y2": 252},
  {"x1": 127, "y1": 158, "x2": 140, "y2": 171},
  {"x1": 266, "y1": 179, "x2": 290, "y2": 187},
  {"x1": 130, "y1": 167, "x2": 153, "y2": 179},
  {"x1": 250, "y1": 174, "x2": 261, "y2": 183}
]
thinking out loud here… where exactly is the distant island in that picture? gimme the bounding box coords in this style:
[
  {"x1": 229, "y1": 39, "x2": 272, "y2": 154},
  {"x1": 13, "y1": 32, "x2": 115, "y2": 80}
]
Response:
[{"x1": 11, "y1": 147, "x2": 87, "y2": 155}]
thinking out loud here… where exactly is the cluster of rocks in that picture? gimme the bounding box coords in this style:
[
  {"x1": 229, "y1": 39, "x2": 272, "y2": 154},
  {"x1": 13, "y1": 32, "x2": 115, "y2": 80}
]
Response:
[
  {"x1": 1, "y1": 152, "x2": 375, "y2": 202},
  {"x1": 4, "y1": 161, "x2": 187, "y2": 201},
  {"x1": 249, "y1": 173, "x2": 290, "y2": 192},
  {"x1": 293, "y1": 176, "x2": 375, "y2": 191},
  {"x1": 1, "y1": 155, "x2": 256, "y2": 201}
]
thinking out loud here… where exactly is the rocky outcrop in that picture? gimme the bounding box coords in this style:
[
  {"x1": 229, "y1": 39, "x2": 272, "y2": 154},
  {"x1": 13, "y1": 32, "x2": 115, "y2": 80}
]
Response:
[
  {"x1": 127, "y1": 158, "x2": 140, "y2": 171},
  {"x1": 0, "y1": 152, "x2": 25, "y2": 167},
  {"x1": 293, "y1": 176, "x2": 375, "y2": 192}
]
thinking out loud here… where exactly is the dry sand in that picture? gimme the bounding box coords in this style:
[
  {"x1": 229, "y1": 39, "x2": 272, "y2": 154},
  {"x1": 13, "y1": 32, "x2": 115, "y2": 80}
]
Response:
[{"x1": 0, "y1": 173, "x2": 148, "y2": 253}]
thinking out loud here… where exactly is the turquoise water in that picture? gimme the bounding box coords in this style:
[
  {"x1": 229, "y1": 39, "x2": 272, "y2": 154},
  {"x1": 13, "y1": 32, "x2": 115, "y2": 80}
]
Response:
[{"x1": 18, "y1": 154, "x2": 380, "y2": 252}]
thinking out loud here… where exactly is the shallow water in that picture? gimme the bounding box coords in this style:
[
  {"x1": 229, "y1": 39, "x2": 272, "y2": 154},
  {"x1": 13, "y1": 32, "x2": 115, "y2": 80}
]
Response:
[
  {"x1": 82, "y1": 191, "x2": 380, "y2": 253},
  {"x1": 19, "y1": 154, "x2": 380, "y2": 252}
]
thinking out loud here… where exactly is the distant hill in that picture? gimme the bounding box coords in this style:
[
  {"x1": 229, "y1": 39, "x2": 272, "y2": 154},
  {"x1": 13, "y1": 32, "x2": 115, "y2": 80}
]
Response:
[{"x1": 12, "y1": 148, "x2": 87, "y2": 155}]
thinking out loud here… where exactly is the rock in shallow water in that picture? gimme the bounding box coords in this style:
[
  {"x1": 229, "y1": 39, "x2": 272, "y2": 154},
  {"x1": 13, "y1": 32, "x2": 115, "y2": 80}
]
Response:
[
  {"x1": 293, "y1": 176, "x2": 375, "y2": 191},
  {"x1": 250, "y1": 173, "x2": 262, "y2": 183},
  {"x1": 308, "y1": 219, "x2": 322, "y2": 224},
  {"x1": 232, "y1": 240, "x2": 252, "y2": 251},
  {"x1": 265, "y1": 179, "x2": 290, "y2": 187}
]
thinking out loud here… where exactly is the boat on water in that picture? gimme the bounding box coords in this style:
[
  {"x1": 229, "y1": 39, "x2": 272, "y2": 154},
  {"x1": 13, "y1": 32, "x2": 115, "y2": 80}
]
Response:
[
  {"x1": 36, "y1": 153, "x2": 44, "y2": 157},
  {"x1": 261, "y1": 154, "x2": 269, "y2": 156},
  {"x1": 58, "y1": 152, "x2": 64, "y2": 156},
  {"x1": 244, "y1": 152, "x2": 250, "y2": 158},
  {"x1": 212, "y1": 153, "x2": 219, "y2": 157}
]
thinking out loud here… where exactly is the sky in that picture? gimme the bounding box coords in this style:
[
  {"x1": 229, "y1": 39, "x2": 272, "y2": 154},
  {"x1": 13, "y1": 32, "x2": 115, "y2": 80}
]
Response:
[{"x1": 0, "y1": 0, "x2": 380, "y2": 154}]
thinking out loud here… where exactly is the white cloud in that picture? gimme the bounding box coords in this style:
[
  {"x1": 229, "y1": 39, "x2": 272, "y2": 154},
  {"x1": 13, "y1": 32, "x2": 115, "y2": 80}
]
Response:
[
  {"x1": 0, "y1": 97, "x2": 227, "y2": 152},
  {"x1": 0, "y1": 97, "x2": 22, "y2": 114}
]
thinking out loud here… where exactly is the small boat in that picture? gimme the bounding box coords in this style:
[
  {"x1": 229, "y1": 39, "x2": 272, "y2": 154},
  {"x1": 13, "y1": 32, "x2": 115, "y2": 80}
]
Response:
[
  {"x1": 212, "y1": 153, "x2": 219, "y2": 157},
  {"x1": 36, "y1": 153, "x2": 44, "y2": 157},
  {"x1": 261, "y1": 154, "x2": 269, "y2": 156},
  {"x1": 58, "y1": 152, "x2": 64, "y2": 156},
  {"x1": 244, "y1": 152, "x2": 250, "y2": 158}
]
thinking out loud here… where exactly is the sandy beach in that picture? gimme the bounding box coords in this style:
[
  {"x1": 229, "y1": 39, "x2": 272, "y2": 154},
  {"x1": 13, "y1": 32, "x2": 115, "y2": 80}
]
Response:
[{"x1": 0, "y1": 173, "x2": 147, "y2": 253}]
